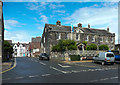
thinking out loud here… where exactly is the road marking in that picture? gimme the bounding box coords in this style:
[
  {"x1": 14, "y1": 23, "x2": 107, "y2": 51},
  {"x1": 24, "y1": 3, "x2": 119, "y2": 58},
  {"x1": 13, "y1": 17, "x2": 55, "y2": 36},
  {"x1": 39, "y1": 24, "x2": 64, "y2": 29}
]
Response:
[
  {"x1": 15, "y1": 77, "x2": 24, "y2": 79},
  {"x1": 42, "y1": 74, "x2": 51, "y2": 77},
  {"x1": 3, "y1": 78, "x2": 11, "y2": 80},
  {"x1": 0, "y1": 58, "x2": 17, "y2": 74},
  {"x1": 50, "y1": 66, "x2": 67, "y2": 74},
  {"x1": 90, "y1": 76, "x2": 118, "y2": 82},
  {"x1": 28, "y1": 75, "x2": 39, "y2": 78},
  {"x1": 39, "y1": 62, "x2": 46, "y2": 65},
  {"x1": 35, "y1": 60, "x2": 38, "y2": 62},
  {"x1": 58, "y1": 64, "x2": 71, "y2": 68}
]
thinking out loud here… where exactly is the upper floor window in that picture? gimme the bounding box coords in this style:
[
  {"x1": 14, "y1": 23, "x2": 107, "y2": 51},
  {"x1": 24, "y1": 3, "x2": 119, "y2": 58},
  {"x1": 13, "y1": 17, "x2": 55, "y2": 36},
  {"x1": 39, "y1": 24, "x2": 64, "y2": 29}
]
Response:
[
  {"x1": 106, "y1": 37, "x2": 108, "y2": 42},
  {"x1": 56, "y1": 33, "x2": 61, "y2": 40},
  {"x1": 92, "y1": 36, "x2": 95, "y2": 42},
  {"x1": 112, "y1": 37, "x2": 114, "y2": 42},
  {"x1": 65, "y1": 33, "x2": 68, "y2": 39},
  {"x1": 85, "y1": 35, "x2": 89, "y2": 41},
  {"x1": 76, "y1": 33, "x2": 79, "y2": 40},
  {"x1": 44, "y1": 37, "x2": 45, "y2": 43},
  {"x1": 100, "y1": 37, "x2": 103, "y2": 42}
]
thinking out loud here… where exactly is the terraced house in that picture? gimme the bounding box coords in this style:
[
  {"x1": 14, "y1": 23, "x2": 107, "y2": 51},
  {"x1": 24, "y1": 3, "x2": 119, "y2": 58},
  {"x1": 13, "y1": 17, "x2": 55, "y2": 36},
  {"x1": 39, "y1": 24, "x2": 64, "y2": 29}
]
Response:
[{"x1": 41, "y1": 21, "x2": 115, "y2": 55}]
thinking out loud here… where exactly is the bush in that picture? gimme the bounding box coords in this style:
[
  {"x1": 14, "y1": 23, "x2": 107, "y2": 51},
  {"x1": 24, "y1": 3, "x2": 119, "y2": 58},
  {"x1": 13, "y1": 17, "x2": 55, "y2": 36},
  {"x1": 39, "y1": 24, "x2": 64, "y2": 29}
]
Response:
[
  {"x1": 52, "y1": 39, "x2": 77, "y2": 52},
  {"x1": 3, "y1": 41, "x2": 13, "y2": 61},
  {"x1": 70, "y1": 55, "x2": 80, "y2": 61},
  {"x1": 68, "y1": 45, "x2": 77, "y2": 50},
  {"x1": 86, "y1": 43, "x2": 97, "y2": 50},
  {"x1": 99, "y1": 44, "x2": 109, "y2": 50},
  {"x1": 82, "y1": 41, "x2": 87, "y2": 46}
]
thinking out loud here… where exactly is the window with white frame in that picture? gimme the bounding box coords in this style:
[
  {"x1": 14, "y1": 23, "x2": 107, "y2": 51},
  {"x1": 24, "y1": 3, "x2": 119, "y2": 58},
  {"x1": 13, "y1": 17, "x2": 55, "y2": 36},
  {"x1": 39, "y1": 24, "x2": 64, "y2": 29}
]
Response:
[
  {"x1": 65, "y1": 33, "x2": 68, "y2": 39},
  {"x1": 106, "y1": 37, "x2": 108, "y2": 42},
  {"x1": 56, "y1": 33, "x2": 61, "y2": 40},
  {"x1": 100, "y1": 37, "x2": 103, "y2": 42},
  {"x1": 92, "y1": 36, "x2": 95, "y2": 42},
  {"x1": 112, "y1": 37, "x2": 114, "y2": 42},
  {"x1": 85, "y1": 35, "x2": 89, "y2": 41}
]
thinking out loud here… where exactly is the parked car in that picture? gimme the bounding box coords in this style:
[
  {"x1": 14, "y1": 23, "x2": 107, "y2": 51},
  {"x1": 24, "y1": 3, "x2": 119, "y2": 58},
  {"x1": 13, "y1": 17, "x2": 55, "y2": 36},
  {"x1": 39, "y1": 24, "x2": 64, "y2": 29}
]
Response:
[
  {"x1": 39, "y1": 53, "x2": 49, "y2": 60},
  {"x1": 111, "y1": 51, "x2": 120, "y2": 61},
  {"x1": 92, "y1": 52, "x2": 115, "y2": 65}
]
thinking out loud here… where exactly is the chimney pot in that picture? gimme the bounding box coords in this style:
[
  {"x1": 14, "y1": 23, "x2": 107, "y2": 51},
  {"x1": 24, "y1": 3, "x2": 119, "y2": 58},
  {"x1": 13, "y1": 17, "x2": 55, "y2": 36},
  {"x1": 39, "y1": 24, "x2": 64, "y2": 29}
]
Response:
[
  {"x1": 56, "y1": 20, "x2": 61, "y2": 26},
  {"x1": 78, "y1": 23, "x2": 82, "y2": 27},
  {"x1": 88, "y1": 24, "x2": 90, "y2": 28},
  {"x1": 107, "y1": 27, "x2": 109, "y2": 32}
]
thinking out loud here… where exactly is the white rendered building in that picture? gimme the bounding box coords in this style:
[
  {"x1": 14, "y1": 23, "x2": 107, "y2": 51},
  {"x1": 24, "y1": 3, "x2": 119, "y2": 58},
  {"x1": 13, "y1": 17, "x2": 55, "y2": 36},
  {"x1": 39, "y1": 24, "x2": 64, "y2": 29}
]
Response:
[{"x1": 13, "y1": 42, "x2": 26, "y2": 57}]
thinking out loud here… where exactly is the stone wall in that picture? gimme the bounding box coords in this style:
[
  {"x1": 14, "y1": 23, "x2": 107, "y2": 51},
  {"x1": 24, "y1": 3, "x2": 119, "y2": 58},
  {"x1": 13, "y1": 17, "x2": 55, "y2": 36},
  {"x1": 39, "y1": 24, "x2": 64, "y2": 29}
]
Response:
[{"x1": 50, "y1": 50, "x2": 107, "y2": 61}]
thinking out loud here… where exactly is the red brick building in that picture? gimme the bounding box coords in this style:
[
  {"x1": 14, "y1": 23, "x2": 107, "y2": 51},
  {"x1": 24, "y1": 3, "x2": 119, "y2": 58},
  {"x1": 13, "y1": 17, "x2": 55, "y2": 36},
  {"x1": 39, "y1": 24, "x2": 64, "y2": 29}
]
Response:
[{"x1": 29, "y1": 37, "x2": 41, "y2": 57}]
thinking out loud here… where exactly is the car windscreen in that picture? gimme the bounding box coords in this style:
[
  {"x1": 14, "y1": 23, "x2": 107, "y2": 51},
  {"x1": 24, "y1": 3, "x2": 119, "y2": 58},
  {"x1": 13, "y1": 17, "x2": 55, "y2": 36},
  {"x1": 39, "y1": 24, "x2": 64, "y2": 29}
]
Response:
[
  {"x1": 43, "y1": 53, "x2": 48, "y2": 56},
  {"x1": 106, "y1": 54, "x2": 114, "y2": 57}
]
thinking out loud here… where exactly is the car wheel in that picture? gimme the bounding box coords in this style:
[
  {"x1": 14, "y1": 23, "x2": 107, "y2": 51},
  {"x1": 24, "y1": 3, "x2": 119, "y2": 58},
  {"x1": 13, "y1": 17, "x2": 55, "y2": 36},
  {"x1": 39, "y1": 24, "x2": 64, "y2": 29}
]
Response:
[{"x1": 101, "y1": 61, "x2": 105, "y2": 65}]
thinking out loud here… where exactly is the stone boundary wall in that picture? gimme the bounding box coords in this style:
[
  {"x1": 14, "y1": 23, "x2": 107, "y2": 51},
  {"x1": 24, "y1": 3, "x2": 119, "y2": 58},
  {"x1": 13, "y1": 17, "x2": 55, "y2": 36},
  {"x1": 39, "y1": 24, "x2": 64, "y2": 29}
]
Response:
[{"x1": 50, "y1": 50, "x2": 107, "y2": 61}]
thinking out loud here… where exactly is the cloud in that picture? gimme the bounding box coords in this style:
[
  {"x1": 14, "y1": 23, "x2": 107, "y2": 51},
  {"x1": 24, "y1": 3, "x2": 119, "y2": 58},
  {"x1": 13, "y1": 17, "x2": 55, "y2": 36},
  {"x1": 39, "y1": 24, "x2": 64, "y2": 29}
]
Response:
[
  {"x1": 40, "y1": 15, "x2": 48, "y2": 23},
  {"x1": 4, "y1": 30, "x2": 31, "y2": 43},
  {"x1": 33, "y1": 17, "x2": 40, "y2": 22},
  {"x1": 49, "y1": 3, "x2": 64, "y2": 9},
  {"x1": 53, "y1": 10, "x2": 66, "y2": 13},
  {"x1": 26, "y1": 2, "x2": 48, "y2": 10},
  {"x1": 63, "y1": 4, "x2": 118, "y2": 43},
  {"x1": 4, "y1": 20, "x2": 26, "y2": 29}
]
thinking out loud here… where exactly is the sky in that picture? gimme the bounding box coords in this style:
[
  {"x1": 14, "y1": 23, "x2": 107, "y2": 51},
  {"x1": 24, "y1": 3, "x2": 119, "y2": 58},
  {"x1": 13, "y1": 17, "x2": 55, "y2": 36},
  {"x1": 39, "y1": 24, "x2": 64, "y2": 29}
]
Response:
[{"x1": 3, "y1": 2, "x2": 118, "y2": 44}]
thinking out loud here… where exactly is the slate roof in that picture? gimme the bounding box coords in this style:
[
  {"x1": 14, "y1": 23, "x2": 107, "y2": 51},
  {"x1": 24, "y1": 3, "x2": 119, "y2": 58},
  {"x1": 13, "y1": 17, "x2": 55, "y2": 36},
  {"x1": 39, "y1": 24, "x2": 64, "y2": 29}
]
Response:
[{"x1": 45, "y1": 24, "x2": 115, "y2": 36}]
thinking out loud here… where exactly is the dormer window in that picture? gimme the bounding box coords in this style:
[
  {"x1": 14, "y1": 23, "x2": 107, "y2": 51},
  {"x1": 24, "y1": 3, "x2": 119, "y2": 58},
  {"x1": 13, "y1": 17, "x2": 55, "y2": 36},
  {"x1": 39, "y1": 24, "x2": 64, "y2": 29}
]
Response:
[{"x1": 80, "y1": 29, "x2": 84, "y2": 33}]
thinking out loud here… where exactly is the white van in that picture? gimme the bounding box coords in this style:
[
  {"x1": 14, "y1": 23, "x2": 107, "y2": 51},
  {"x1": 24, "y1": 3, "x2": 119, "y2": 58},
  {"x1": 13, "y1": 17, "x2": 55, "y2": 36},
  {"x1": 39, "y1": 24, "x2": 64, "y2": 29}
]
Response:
[{"x1": 93, "y1": 52, "x2": 115, "y2": 65}]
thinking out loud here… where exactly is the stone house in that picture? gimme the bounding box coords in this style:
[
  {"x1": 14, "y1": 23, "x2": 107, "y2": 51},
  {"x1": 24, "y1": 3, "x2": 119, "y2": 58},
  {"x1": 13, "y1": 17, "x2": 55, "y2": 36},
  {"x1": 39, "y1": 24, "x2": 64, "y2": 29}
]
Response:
[
  {"x1": 41, "y1": 21, "x2": 115, "y2": 55},
  {"x1": 0, "y1": 1, "x2": 4, "y2": 58}
]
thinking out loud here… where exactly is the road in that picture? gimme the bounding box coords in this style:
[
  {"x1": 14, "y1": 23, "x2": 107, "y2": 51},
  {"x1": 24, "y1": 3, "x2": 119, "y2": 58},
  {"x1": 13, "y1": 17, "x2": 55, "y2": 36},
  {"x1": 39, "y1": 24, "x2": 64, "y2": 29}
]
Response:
[{"x1": 2, "y1": 57, "x2": 119, "y2": 83}]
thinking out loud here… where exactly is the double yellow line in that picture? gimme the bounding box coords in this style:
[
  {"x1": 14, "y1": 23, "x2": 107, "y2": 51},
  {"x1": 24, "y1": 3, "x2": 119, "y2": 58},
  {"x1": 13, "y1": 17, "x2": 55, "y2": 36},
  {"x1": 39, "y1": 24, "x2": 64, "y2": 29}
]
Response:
[{"x1": 0, "y1": 58, "x2": 16, "y2": 74}]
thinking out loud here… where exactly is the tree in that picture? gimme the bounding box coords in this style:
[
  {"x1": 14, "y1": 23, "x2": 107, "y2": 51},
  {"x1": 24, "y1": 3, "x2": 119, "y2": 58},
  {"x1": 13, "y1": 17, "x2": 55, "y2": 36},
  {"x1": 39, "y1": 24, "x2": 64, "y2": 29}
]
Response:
[
  {"x1": 3, "y1": 41, "x2": 13, "y2": 61},
  {"x1": 99, "y1": 44, "x2": 109, "y2": 50},
  {"x1": 86, "y1": 43, "x2": 97, "y2": 50},
  {"x1": 52, "y1": 39, "x2": 77, "y2": 52}
]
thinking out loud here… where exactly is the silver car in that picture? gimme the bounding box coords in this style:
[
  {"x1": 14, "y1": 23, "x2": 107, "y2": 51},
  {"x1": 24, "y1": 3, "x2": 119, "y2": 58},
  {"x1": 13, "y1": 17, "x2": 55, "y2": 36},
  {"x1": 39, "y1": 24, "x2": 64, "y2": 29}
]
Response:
[{"x1": 93, "y1": 52, "x2": 115, "y2": 65}]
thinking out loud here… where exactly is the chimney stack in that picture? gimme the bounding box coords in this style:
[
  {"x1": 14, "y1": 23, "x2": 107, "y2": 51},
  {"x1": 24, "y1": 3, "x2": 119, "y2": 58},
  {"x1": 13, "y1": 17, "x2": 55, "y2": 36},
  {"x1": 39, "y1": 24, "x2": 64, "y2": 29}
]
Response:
[
  {"x1": 78, "y1": 23, "x2": 82, "y2": 27},
  {"x1": 56, "y1": 20, "x2": 61, "y2": 26},
  {"x1": 107, "y1": 27, "x2": 109, "y2": 32},
  {"x1": 88, "y1": 24, "x2": 90, "y2": 28}
]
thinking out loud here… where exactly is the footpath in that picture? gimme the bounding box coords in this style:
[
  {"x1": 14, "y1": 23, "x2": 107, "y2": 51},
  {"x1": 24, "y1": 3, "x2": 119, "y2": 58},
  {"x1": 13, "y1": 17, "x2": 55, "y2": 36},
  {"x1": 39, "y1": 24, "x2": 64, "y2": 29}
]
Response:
[
  {"x1": 1, "y1": 58, "x2": 15, "y2": 74},
  {"x1": 62, "y1": 60, "x2": 92, "y2": 64}
]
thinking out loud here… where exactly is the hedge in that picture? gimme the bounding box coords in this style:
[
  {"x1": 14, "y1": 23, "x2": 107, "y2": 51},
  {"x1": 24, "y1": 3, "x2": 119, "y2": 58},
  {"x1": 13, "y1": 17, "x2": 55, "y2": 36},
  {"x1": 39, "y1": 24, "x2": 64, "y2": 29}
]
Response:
[{"x1": 69, "y1": 55, "x2": 80, "y2": 61}]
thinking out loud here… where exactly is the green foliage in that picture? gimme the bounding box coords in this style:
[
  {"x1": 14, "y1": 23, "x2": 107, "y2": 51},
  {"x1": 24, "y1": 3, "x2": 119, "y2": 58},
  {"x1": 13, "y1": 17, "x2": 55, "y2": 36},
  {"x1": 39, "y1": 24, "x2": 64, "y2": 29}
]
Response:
[
  {"x1": 52, "y1": 39, "x2": 77, "y2": 52},
  {"x1": 70, "y1": 55, "x2": 80, "y2": 61},
  {"x1": 82, "y1": 41, "x2": 87, "y2": 46},
  {"x1": 86, "y1": 43, "x2": 97, "y2": 50},
  {"x1": 3, "y1": 41, "x2": 13, "y2": 61},
  {"x1": 99, "y1": 44, "x2": 109, "y2": 50}
]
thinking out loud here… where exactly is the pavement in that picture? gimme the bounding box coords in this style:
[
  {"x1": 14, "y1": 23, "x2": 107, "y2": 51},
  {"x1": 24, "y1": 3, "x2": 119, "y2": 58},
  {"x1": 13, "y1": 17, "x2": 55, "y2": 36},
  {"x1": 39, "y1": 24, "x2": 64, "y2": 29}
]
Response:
[
  {"x1": 2, "y1": 57, "x2": 120, "y2": 83},
  {"x1": 1, "y1": 58, "x2": 15, "y2": 74}
]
